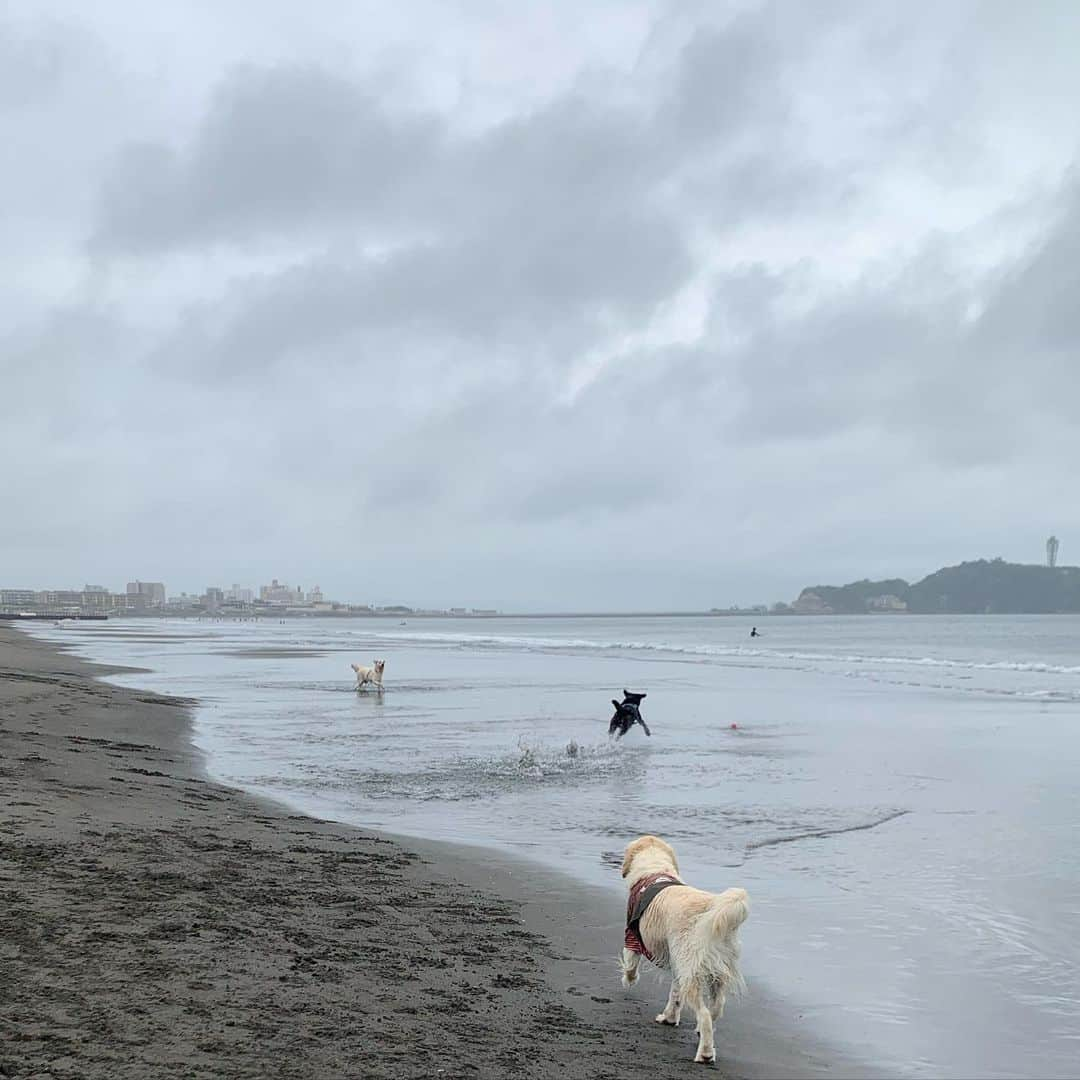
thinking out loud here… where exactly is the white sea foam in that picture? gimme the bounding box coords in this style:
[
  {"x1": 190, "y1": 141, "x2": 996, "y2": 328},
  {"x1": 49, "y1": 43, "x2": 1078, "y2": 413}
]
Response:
[{"x1": 339, "y1": 626, "x2": 1080, "y2": 677}]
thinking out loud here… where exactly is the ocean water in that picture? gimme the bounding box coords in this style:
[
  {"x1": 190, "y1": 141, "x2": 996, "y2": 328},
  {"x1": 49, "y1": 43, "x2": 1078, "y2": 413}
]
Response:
[{"x1": 30, "y1": 614, "x2": 1080, "y2": 1077}]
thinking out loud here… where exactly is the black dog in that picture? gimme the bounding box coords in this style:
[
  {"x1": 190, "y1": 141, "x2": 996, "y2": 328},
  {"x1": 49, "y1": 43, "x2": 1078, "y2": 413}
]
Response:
[{"x1": 609, "y1": 689, "x2": 651, "y2": 738}]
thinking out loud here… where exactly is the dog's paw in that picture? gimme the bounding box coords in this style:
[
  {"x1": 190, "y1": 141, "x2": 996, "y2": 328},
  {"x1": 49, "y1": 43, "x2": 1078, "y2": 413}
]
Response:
[
  {"x1": 693, "y1": 1051, "x2": 716, "y2": 1065},
  {"x1": 655, "y1": 1013, "x2": 679, "y2": 1026},
  {"x1": 621, "y1": 972, "x2": 637, "y2": 988}
]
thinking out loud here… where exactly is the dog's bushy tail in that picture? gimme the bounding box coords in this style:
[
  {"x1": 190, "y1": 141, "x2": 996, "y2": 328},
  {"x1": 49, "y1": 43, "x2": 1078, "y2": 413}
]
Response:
[
  {"x1": 693, "y1": 888, "x2": 749, "y2": 997},
  {"x1": 707, "y1": 887, "x2": 749, "y2": 938}
]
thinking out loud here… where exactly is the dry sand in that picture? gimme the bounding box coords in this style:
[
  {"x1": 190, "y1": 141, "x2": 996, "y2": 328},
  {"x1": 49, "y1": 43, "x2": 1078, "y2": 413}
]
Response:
[{"x1": 0, "y1": 624, "x2": 865, "y2": 1079}]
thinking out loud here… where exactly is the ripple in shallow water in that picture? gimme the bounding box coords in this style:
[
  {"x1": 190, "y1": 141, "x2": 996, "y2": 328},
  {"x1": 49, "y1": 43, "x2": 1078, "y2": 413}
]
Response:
[{"x1": 247, "y1": 736, "x2": 644, "y2": 802}]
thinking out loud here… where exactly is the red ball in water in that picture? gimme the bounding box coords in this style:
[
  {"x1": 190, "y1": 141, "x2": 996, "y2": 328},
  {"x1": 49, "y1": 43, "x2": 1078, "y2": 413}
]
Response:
[{"x1": 730, "y1": 722, "x2": 738, "y2": 730}]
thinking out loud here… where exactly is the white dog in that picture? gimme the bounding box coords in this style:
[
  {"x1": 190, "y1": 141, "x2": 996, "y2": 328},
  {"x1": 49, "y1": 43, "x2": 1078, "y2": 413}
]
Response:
[
  {"x1": 351, "y1": 659, "x2": 386, "y2": 690},
  {"x1": 619, "y1": 834, "x2": 749, "y2": 1064}
]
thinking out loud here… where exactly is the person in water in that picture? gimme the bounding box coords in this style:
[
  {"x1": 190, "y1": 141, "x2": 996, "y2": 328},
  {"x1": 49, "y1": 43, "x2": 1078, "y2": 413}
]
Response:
[{"x1": 750, "y1": 627, "x2": 760, "y2": 637}]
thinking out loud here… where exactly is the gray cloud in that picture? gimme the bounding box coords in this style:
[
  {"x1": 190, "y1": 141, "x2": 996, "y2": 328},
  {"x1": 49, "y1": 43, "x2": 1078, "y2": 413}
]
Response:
[
  {"x1": 975, "y1": 180, "x2": 1080, "y2": 355},
  {"x1": 4, "y1": 1, "x2": 1080, "y2": 609},
  {"x1": 90, "y1": 7, "x2": 813, "y2": 257},
  {"x1": 719, "y1": 179, "x2": 1080, "y2": 464},
  {"x1": 0, "y1": 15, "x2": 89, "y2": 109},
  {"x1": 661, "y1": 13, "x2": 792, "y2": 142},
  {"x1": 94, "y1": 66, "x2": 443, "y2": 252}
]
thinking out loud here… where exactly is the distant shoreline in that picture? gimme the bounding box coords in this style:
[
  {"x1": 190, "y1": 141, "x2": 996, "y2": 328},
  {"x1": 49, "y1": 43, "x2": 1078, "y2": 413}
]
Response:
[{"x1": 9, "y1": 607, "x2": 1080, "y2": 622}]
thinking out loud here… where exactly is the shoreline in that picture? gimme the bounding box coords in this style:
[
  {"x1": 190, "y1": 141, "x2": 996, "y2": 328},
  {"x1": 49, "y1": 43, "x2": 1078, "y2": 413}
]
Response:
[{"x1": 0, "y1": 624, "x2": 872, "y2": 1079}]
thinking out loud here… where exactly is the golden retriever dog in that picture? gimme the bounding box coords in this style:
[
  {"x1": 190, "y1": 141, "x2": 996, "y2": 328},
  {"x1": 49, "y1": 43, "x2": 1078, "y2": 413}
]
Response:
[
  {"x1": 619, "y1": 835, "x2": 749, "y2": 1064},
  {"x1": 350, "y1": 659, "x2": 385, "y2": 690}
]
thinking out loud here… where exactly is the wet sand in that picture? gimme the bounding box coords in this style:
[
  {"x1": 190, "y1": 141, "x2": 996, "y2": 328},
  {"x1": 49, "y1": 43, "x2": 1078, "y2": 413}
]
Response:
[{"x1": 0, "y1": 625, "x2": 865, "y2": 1079}]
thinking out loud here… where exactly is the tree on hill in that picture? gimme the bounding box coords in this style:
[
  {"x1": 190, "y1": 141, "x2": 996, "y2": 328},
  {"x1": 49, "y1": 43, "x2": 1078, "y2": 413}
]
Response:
[
  {"x1": 793, "y1": 559, "x2": 1080, "y2": 614},
  {"x1": 905, "y1": 559, "x2": 1080, "y2": 614},
  {"x1": 797, "y1": 578, "x2": 910, "y2": 614}
]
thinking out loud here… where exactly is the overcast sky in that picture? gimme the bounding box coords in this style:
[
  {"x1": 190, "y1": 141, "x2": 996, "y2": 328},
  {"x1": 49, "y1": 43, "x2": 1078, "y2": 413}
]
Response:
[{"x1": 3, "y1": 1, "x2": 1079, "y2": 611}]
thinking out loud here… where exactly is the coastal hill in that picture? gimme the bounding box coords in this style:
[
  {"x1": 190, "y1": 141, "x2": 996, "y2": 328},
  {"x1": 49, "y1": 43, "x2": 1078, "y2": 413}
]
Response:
[{"x1": 791, "y1": 558, "x2": 1080, "y2": 615}]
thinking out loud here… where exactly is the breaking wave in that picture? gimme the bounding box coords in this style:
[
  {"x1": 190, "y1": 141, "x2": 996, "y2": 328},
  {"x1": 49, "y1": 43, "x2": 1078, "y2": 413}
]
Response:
[{"x1": 335, "y1": 628, "x2": 1080, "y2": 677}]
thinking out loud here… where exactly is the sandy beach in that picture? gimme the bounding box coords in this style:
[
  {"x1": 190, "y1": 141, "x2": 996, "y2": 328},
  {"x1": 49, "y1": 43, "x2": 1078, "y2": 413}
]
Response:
[{"x1": 0, "y1": 624, "x2": 856, "y2": 1080}]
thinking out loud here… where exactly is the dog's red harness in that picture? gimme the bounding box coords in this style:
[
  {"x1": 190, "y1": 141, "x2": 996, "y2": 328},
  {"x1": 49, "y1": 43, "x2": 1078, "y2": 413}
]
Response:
[{"x1": 625, "y1": 872, "x2": 683, "y2": 961}]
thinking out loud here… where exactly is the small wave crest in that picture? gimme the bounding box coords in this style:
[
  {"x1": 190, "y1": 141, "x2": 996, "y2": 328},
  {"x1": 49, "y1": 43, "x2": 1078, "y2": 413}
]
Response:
[{"x1": 306, "y1": 627, "x2": 1080, "y2": 678}]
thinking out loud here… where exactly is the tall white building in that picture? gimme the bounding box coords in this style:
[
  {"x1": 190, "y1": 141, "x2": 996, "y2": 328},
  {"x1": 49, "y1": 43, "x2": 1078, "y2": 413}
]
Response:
[
  {"x1": 260, "y1": 579, "x2": 300, "y2": 605},
  {"x1": 126, "y1": 581, "x2": 165, "y2": 607}
]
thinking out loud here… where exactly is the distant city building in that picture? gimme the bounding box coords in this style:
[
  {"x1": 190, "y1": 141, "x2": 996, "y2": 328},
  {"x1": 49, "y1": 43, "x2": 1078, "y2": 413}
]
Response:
[
  {"x1": 867, "y1": 594, "x2": 907, "y2": 612},
  {"x1": 43, "y1": 590, "x2": 86, "y2": 612},
  {"x1": 81, "y1": 589, "x2": 113, "y2": 613},
  {"x1": 1, "y1": 579, "x2": 422, "y2": 617},
  {"x1": 1, "y1": 589, "x2": 37, "y2": 609},
  {"x1": 166, "y1": 592, "x2": 203, "y2": 609},
  {"x1": 0, "y1": 587, "x2": 125, "y2": 614},
  {"x1": 260, "y1": 579, "x2": 301, "y2": 605},
  {"x1": 126, "y1": 581, "x2": 165, "y2": 607}
]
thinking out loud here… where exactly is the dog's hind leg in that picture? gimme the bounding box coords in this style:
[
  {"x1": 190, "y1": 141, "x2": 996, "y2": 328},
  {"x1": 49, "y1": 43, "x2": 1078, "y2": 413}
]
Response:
[
  {"x1": 655, "y1": 979, "x2": 681, "y2": 1026},
  {"x1": 609, "y1": 702, "x2": 623, "y2": 737},
  {"x1": 684, "y1": 982, "x2": 716, "y2": 1064},
  {"x1": 620, "y1": 948, "x2": 641, "y2": 988}
]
